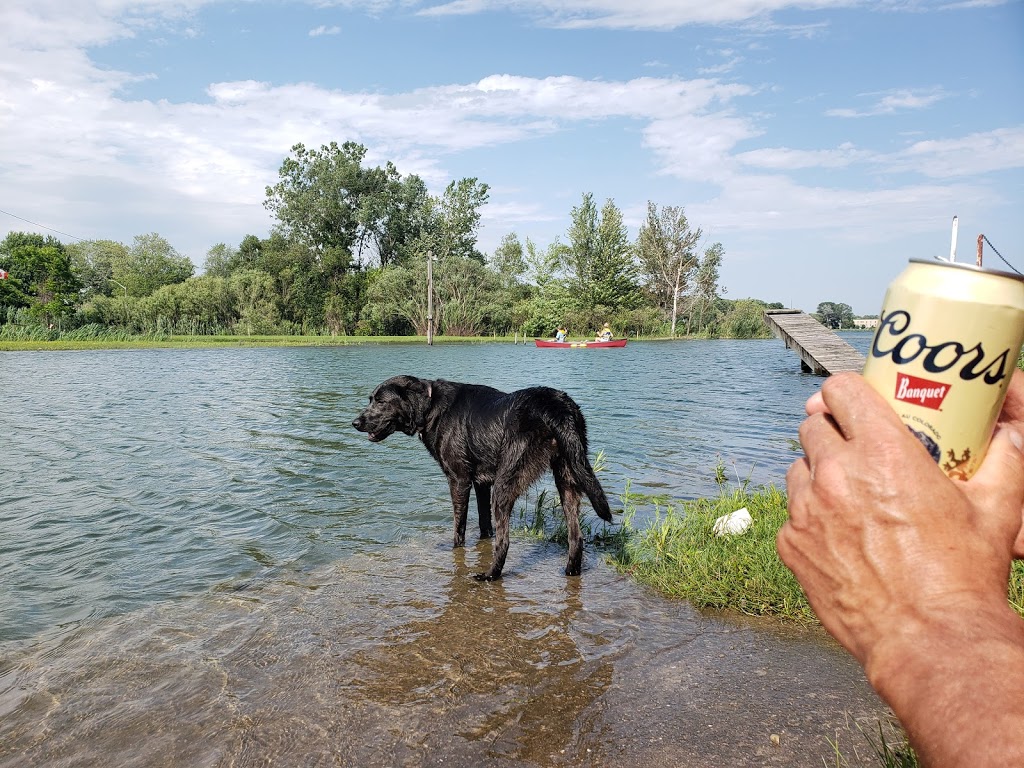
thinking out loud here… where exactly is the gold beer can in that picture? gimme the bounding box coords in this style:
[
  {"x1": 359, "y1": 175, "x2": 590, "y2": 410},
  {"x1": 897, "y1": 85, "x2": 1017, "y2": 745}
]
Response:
[{"x1": 862, "y1": 258, "x2": 1024, "y2": 479}]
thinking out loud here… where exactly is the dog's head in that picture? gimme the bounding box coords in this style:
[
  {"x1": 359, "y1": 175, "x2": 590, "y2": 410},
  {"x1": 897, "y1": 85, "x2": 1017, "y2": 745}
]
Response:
[{"x1": 352, "y1": 375, "x2": 433, "y2": 443}]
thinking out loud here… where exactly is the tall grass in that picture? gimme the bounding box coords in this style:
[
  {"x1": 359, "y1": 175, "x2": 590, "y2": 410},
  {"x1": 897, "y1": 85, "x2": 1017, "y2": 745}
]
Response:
[{"x1": 609, "y1": 480, "x2": 816, "y2": 621}]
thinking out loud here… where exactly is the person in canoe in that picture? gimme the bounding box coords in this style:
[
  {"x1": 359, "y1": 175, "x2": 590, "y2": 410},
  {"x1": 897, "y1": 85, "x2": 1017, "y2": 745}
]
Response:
[
  {"x1": 554, "y1": 325, "x2": 568, "y2": 343},
  {"x1": 595, "y1": 322, "x2": 612, "y2": 342}
]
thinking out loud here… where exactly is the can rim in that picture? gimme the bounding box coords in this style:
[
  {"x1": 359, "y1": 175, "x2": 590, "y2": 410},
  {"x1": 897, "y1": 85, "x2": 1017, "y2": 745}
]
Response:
[{"x1": 909, "y1": 257, "x2": 1024, "y2": 284}]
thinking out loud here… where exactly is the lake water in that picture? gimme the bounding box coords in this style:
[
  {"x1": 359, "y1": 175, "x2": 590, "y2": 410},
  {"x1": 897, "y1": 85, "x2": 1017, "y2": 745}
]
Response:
[{"x1": 0, "y1": 335, "x2": 892, "y2": 767}]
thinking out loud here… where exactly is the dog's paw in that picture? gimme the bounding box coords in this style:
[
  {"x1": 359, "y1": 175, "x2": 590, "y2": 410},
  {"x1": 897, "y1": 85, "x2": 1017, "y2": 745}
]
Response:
[
  {"x1": 564, "y1": 566, "x2": 582, "y2": 577},
  {"x1": 472, "y1": 572, "x2": 502, "y2": 582}
]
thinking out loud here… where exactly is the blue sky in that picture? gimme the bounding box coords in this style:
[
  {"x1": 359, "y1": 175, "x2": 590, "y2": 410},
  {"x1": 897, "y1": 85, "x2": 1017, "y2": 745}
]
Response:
[{"x1": 1, "y1": 1, "x2": 1021, "y2": 314}]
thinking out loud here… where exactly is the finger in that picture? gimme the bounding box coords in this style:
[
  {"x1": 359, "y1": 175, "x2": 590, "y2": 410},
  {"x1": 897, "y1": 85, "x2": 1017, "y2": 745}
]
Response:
[
  {"x1": 998, "y1": 370, "x2": 1024, "y2": 427},
  {"x1": 818, "y1": 371, "x2": 906, "y2": 442},
  {"x1": 805, "y1": 390, "x2": 827, "y2": 416},
  {"x1": 784, "y1": 457, "x2": 810, "y2": 514},
  {"x1": 798, "y1": 411, "x2": 847, "y2": 462},
  {"x1": 968, "y1": 425, "x2": 1024, "y2": 549}
]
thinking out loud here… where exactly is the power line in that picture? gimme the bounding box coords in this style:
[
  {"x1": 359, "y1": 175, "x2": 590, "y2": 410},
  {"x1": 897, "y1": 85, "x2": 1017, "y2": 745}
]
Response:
[
  {"x1": 982, "y1": 235, "x2": 1022, "y2": 276},
  {"x1": 0, "y1": 208, "x2": 85, "y2": 242}
]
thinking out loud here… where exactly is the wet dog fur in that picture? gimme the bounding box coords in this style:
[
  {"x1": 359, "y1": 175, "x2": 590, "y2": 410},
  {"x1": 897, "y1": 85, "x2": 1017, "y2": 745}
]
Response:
[{"x1": 352, "y1": 375, "x2": 613, "y2": 580}]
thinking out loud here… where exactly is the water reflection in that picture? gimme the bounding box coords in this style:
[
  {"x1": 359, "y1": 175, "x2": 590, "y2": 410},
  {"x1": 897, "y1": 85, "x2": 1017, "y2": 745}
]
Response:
[
  {"x1": 0, "y1": 538, "x2": 891, "y2": 768},
  {"x1": 0, "y1": 337, "x2": 895, "y2": 766}
]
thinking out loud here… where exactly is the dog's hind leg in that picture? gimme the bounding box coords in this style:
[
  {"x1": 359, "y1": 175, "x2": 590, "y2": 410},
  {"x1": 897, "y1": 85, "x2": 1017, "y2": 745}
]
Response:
[
  {"x1": 552, "y1": 457, "x2": 584, "y2": 576},
  {"x1": 448, "y1": 477, "x2": 471, "y2": 548},
  {"x1": 473, "y1": 481, "x2": 495, "y2": 539}
]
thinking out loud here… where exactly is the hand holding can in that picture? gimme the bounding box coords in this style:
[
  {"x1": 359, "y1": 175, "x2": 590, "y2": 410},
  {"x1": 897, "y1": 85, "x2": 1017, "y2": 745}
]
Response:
[{"x1": 862, "y1": 259, "x2": 1024, "y2": 479}]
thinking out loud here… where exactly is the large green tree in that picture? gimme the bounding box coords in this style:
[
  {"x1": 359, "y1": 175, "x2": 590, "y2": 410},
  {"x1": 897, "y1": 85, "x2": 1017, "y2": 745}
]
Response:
[
  {"x1": 0, "y1": 232, "x2": 80, "y2": 325},
  {"x1": 264, "y1": 141, "x2": 375, "y2": 256},
  {"x1": 562, "y1": 193, "x2": 641, "y2": 314},
  {"x1": 688, "y1": 242, "x2": 725, "y2": 335},
  {"x1": 67, "y1": 239, "x2": 128, "y2": 298},
  {"x1": 202, "y1": 242, "x2": 239, "y2": 278},
  {"x1": 112, "y1": 233, "x2": 194, "y2": 297},
  {"x1": 429, "y1": 178, "x2": 490, "y2": 263},
  {"x1": 635, "y1": 202, "x2": 702, "y2": 336},
  {"x1": 815, "y1": 301, "x2": 855, "y2": 329},
  {"x1": 354, "y1": 163, "x2": 431, "y2": 268},
  {"x1": 489, "y1": 232, "x2": 527, "y2": 286}
]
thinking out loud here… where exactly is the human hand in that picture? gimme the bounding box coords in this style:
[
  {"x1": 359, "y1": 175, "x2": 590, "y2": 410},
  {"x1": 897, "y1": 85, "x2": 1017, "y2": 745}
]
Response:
[
  {"x1": 996, "y1": 370, "x2": 1024, "y2": 557},
  {"x1": 803, "y1": 369, "x2": 1024, "y2": 558},
  {"x1": 778, "y1": 370, "x2": 1024, "y2": 674}
]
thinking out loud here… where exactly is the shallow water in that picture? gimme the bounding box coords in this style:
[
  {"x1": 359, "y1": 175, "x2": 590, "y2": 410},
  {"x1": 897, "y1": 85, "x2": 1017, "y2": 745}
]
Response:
[{"x1": 0, "y1": 335, "x2": 888, "y2": 766}]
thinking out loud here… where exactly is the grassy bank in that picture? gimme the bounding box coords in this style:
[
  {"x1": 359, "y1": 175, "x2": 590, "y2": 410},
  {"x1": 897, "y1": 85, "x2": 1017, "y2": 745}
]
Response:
[
  {"x1": 599, "y1": 481, "x2": 1024, "y2": 623},
  {"x1": 609, "y1": 482, "x2": 815, "y2": 620},
  {"x1": 0, "y1": 334, "x2": 519, "y2": 352}
]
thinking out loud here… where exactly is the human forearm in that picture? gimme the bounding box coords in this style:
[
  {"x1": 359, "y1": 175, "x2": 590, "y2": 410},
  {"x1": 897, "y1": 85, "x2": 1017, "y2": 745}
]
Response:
[{"x1": 865, "y1": 602, "x2": 1024, "y2": 767}]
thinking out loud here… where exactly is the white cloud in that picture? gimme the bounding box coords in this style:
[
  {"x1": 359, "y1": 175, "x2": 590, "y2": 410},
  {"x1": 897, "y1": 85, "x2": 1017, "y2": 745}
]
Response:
[
  {"x1": 309, "y1": 24, "x2": 342, "y2": 36},
  {"x1": 736, "y1": 142, "x2": 872, "y2": 170},
  {"x1": 889, "y1": 126, "x2": 1024, "y2": 177},
  {"x1": 416, "y1": 0, "x2": 868, "y2": 29},
  {"x1": 826, "y1": 87, "x2": 951, "y2": 118}
]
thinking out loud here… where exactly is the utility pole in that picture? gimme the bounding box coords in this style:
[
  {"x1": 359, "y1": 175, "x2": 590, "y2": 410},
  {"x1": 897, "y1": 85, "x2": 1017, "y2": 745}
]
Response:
[{"x1": 426, "y1": 250, "x2": 434, "y2": 346}]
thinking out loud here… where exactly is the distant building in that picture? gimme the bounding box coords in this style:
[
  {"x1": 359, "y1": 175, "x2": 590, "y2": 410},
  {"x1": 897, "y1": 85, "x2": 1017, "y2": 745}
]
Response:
[{"x1": 853, "y1": 317, "x2": 879, "y2": 329}]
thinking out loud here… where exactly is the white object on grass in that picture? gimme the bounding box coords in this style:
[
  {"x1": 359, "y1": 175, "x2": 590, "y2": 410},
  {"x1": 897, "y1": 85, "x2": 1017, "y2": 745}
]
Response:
[{"x1": 713, "y1": 507, "x2": 752, "y2": 536}]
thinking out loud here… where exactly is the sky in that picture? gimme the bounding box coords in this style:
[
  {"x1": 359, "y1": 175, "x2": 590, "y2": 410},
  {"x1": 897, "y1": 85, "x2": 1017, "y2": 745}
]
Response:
[{"x1": 1, "y1": 1, "x2": 1021, "y2": 315}]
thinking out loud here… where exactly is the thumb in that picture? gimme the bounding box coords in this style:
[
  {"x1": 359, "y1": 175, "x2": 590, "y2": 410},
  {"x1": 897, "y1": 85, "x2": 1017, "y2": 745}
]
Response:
[{"x1": 968, "y1": 425, "x2": 1024, "y2": 555}]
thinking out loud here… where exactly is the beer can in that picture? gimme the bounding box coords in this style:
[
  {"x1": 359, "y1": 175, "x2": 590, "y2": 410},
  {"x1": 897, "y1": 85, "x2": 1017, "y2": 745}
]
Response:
[{"x1": 862, "y1": 258, "x2": 1024, "y2": 479}]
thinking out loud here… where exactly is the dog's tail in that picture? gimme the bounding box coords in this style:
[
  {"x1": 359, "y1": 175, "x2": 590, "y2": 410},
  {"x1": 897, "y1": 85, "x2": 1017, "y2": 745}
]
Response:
[{"x1": 546, "y1": 391, "x2": 613, "y2": 522}]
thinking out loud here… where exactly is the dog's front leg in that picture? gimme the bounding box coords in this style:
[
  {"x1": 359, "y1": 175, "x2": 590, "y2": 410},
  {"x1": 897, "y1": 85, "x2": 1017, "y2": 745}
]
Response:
[
  {"x1": 473, "y1": 482, "x2": 494, "y2": 539},
  {"x1": 448, "y1": 477, "x2": 471, "y2": 548}
]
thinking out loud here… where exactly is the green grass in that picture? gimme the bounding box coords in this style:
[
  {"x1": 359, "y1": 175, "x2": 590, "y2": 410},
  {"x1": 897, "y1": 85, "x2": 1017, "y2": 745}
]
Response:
[
  {"x1": 0, "y1": 333, "x2": 521, "y2": 351},
  {"x1": 605, "y1": 479, "x2": 1024, "y2": 624},
  {"x1": 608, "y1": 481, "x2": 817, "y2": 622}
]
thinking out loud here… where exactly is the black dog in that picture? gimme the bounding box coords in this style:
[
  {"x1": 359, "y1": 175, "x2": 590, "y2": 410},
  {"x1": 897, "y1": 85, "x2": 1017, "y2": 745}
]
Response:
[{"x1": 352, "y1": 375, "x2": 613, "y2": 580}]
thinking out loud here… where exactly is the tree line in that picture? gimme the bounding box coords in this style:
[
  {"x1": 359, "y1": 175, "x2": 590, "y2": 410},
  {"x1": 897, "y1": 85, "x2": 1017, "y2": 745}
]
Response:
[{"x1": 1, "y1": 140, "x2": 784, "y2": 341}]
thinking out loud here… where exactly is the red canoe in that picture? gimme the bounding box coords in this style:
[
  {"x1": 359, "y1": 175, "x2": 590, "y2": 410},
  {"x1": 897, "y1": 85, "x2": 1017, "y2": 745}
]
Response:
[{"x1": 534, "y1": 338, "x2": 627, "y2": 348}]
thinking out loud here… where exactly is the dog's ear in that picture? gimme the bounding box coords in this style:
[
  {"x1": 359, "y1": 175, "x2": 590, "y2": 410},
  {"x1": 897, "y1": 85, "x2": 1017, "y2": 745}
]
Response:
[{"x1": 391, "y1": 376, "x2": 433, "y2": 435}]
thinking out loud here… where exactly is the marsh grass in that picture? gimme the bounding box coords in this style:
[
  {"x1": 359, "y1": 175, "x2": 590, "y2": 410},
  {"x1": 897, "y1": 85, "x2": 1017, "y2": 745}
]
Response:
[{"x1": 824, "y1": 715, "x2": 921, "y2": 768}]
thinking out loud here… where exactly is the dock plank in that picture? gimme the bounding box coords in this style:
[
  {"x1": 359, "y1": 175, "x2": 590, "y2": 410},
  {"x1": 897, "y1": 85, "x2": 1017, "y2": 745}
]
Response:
[{"x1": 764, "y1": 309, "x2": 866, "y2": 376}]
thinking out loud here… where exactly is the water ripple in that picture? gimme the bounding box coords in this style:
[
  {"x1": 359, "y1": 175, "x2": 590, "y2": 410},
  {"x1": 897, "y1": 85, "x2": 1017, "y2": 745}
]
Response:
[{"x1": 0, "y1": 335, "x2": 872, "y2": 643}]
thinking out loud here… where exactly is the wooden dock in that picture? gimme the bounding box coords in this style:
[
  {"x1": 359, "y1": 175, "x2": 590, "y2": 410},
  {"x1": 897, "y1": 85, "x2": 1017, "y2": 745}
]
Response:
[{"x1": 763, "y1": 309, "x2": 865, "y2": 376}]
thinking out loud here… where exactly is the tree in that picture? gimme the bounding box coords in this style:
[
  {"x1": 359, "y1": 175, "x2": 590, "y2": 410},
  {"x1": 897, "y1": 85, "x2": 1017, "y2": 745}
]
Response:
[
  {"x1": 0, "y1": 232, "x2": 80, "y2": 325},
  {"x1": 264, "y1": 141, "x2": 374, "y2": 256},
  {"x1": 524, "y1": 237, "x2": 564, "y2": 293},
  {"x1": 720, "y1": 299, "x2": 772, "y2": 339},
  {"x1": 67, "y1": 239, "x2": 128, "y2": 298},
  {"x1": 815, "y1": 301, "x2": 855, "y2": 329},
  {"x1": 431, "y1": 178, "x2": 490, "y2": 263},
  {"x1": 562, "y1": 193, "x2": 641, "y2": 313},
  {"x1": 689, "y1": 242, "x2": 725, "y2": 335},
  {"x1": 435, "y1": 255, "x2": 502, "y2": 336},
  {"x1": 354, "y1": 164, "x2": 431, "y2": 268},
  {"x1": 361, "y1": 265, "x2": 424, "y2": 335},
  {"x1": 636, "y1": 202, "x2": 703, "y2": 336},
  {"x1": 489, "y1": 232, "x2": 527, "y2": 286},
  {"x1": 229, "y1": 269, "x2": 280, "y2": 335},
  {"x1": 203, "y1": 243, "x2": 238, "y2": 278},
  {"x1": 112, "y1": 233, "x2": 194, "y2": 297}
]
